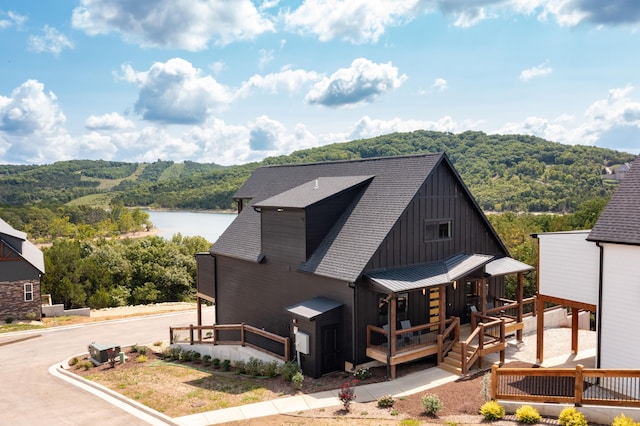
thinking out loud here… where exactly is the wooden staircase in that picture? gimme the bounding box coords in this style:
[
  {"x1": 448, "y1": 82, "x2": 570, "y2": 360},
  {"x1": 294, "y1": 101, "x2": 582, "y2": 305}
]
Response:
[{"x1": 439, "y1": 341, "x2": 477, "y2": 375}]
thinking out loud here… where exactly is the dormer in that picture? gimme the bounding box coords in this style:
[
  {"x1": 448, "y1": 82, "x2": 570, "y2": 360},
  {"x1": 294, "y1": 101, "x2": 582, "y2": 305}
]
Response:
[{"x1": 253, "y1": 175, "x2": 374, "y2": 264}]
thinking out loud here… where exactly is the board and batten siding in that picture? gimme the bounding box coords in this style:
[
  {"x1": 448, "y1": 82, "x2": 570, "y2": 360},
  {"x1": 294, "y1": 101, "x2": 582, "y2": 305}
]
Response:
[
  {"x1": 365, "y1": 162, "x2": 506, "y2": 271},
  {"x1": 260, "y1": 209, "x2": 306, "y2": 264},
  {"x1": 537, "y1": 231, "x2": 599, "y2": 306},
  {"x1": 214, "y1": 255, "x2": 356, "y2": 361},
  {"x1": 599, "y1": 243, "x2": 640, "y2": 369}
]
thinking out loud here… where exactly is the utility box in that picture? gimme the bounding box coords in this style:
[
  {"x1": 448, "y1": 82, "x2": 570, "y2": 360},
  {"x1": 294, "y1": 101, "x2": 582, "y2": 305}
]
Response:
[
  {"x1": 295, "y1": 331, "x2": 310, "y2": 354},
  {"x1": 88, "y1": 342, "x2": 120, "y2": 364}
]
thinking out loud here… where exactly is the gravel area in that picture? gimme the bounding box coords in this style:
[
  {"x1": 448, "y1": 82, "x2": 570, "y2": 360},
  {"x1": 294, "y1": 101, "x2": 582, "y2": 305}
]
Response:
[{"x1": 504, "y1": 327, "x2": 597, "y2": 366}]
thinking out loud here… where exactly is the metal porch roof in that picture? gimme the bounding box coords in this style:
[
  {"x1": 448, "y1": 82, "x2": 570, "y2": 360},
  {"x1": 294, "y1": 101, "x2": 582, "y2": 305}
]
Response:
[
  {"x1": 365, "y1": 253, "x2": 494, "y2": 293},
  {"x1": 484, "y1": 257, "x2": 534, "y2": 277},
  {"x1": 285, "y1": 296, "x2": 343, "y2": 320}
]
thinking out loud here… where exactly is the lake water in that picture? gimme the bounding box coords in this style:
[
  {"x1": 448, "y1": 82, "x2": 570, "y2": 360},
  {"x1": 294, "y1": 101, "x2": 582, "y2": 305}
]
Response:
[{"x1": 144, "y1": 210, "x2": 236, "y2": 243}]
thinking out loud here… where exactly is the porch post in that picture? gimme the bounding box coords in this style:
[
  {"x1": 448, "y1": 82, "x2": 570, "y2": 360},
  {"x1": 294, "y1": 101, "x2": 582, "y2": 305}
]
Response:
[
  {"x1": 197, "y1": 297, "x2": 203, "y2": 341},
  {"x1": 479, "y1": 278, "x2": 487, "y2": 313},
  {"x1": 516, "y1": 272, "x2": 524, "y2": 343},
  {"x1": 536, "y1": 296, "x2": 545, "y2": 364},
  {"x1": 571, "y1": 308, "x2": 579, "y2": 354},
  {"x1": 390, "y1": 295, "x2": 397, "y2": 379},
  {"x1": 438, "y1": 285, "x2": 446, "y2": 333}
]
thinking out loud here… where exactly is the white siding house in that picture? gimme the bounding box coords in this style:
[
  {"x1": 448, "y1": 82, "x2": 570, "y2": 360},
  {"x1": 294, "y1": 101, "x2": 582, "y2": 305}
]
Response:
[{"x1": 535, "y1": 155, "x2": 640, "y2": 368}]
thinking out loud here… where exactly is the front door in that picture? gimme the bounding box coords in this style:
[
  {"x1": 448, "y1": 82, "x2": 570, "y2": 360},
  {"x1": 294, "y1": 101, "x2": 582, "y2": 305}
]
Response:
[{"x1": 320, "y1": 324, "x2": 340, "y2": 375}]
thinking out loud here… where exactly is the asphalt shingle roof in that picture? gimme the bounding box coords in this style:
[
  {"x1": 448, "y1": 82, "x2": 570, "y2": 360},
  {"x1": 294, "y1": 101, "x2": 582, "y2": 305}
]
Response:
[
  {"x1": 588, "y1": 156, "x2": 640, "y2": 245},
  {"x1": 0, "y1": 218, "x2": 45, "y2": 273},
  {"x1": 211, "y1": 153, "x2": 505, "y2": 282}
]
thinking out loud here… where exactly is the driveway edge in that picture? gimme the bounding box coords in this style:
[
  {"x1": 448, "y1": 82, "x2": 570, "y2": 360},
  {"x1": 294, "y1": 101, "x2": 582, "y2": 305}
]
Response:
[{"x1": 51, "y1": 355, "x2": 180, "y2": 426}]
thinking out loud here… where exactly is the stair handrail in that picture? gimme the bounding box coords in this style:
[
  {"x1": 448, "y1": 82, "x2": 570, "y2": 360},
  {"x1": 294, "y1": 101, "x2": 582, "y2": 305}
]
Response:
[{"x1": 437, "y1": 316, "x2": 460, "y2": 363}]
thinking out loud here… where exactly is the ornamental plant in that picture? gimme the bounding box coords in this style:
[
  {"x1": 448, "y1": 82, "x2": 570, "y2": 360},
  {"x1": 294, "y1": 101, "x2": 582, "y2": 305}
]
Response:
[
  {"x1": 558, "y1": 407, "x2": 587, "y2": 426},
  {"x1": 338, "y1": 379, "x2": 358, "y2": 410},
  {"x1": 421, "y1": 393, "x2": 443, "y2": 416},
  {"x1": 377, "y1": 395, "x2": 395, "y2": 409},
  {"x1": 479, "y1": 400, "x2": 505, "y2": 420},
  {"x1": 516, "y1": 405, "x2": 541, "y2": 424},
  {"x1": 612, "y1": 414, "x2": 640, "y2": 426}
]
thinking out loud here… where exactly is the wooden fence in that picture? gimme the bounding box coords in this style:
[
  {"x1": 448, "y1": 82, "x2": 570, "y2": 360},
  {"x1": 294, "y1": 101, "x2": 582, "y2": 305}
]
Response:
[
  {"x1": 169, "y1": 323, "x2": 290, "y2": 362},
  {"x1": 491, "y1": 364, "x2": 640, "y2": 408}
]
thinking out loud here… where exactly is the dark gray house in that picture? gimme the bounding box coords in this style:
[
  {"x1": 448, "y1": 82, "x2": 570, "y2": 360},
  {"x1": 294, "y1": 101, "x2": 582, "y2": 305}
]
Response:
[
  {"x1": 197, "y1": 153, "x2": 531, "y2": 378},
  {"x1": 0, "y1": 218, "x2": 45, "y2": 322}
]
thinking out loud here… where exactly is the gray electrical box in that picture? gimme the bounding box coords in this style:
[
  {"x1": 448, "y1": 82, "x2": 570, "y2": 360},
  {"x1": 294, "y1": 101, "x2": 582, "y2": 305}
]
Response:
[
  {"x1": 88, "y1": 342, "x2": 120, "y2": 364},
  {"x1": 295, "y1": 331, "x2": 310, "y2": 354}
]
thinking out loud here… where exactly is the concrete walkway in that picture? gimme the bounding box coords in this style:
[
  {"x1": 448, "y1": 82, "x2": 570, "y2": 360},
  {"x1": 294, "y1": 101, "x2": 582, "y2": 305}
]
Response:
[
  {"x1": 45, "y1": 326, "x2": 598, "y2": 426},
  {"x1": 173, "y1": 345, "x2": 597, "y2": 426}
]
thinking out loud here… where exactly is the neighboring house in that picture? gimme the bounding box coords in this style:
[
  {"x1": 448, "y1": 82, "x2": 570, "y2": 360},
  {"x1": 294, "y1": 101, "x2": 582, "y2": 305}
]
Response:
[
  {"x1": 534, "y1": 155, "x2": 640, "y2": 368},
  {"x1": 0, "y1": 218, "x2": 45, "y2": 322},
  {"x1": 196, "y1": 153, "x2": 532, "y2": 378},
  {"x1": 602, "y1": 162, "x2": 631, "y2": 181}
]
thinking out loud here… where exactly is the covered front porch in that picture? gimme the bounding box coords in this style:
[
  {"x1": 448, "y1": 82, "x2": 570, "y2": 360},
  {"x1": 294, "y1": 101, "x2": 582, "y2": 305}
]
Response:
[{"x1": 364, "y1": 254, "x2": 535, "y2": 379}]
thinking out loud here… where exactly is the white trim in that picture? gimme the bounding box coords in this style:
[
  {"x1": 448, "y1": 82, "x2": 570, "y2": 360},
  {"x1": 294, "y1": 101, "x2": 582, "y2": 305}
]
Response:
[{"x1": 24, "y1": 282, "x2": 33, "y2": 302}]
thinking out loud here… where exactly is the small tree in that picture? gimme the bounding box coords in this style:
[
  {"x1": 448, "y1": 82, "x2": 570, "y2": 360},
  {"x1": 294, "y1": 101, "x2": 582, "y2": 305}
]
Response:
[{"x1": 338, "y1": 379, "x2": 358, "y2": 411}]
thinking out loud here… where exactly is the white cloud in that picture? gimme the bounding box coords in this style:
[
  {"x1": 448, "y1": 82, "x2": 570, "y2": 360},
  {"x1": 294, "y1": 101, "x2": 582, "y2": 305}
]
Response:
[
  {"x1": 519, "y1": 62, "x2": 553, "y2": 81},
  {"x1": 209, "y1": 61, "x2": 226, "y2": 74},
  {"x1": 497, "y1": 85, "x2": 640, "y2": 153},
  {"x1": 71, "y1": 0, "x2": 274, "y2": 50},
  {"x1": 258, "y1": 49, "x2": 274, "y2": 70},
  {"x1": 85, "y1": 112, "x2": 135, "y2": 130},
  {"x1": 431, "y1": 78, "x2": 448, "y2": 91},
  {"x1": 283, "y1": 0, "x2": 422, "y2": 43},
  {"x1": 28, "y1": 26, "x2": 74, "y2": 56},
  {"x1": 124, "y1": 58, "x2": 234, "y2": 124},
  {"x1": 305, "y1": 58, "x2": 406, "y2": 107},
  {"x1": 237, "y1": 68, "x2": 321, "y2": 98},
  {"x1": 348, "y1": 115, "x2": 482, "y2": 140},
  {"x1": 0, "y1": 10, "x2": 27, "y2": 29}
]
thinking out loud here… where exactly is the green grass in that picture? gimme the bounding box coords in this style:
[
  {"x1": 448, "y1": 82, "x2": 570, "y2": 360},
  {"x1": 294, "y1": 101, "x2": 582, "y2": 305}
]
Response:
[
  {"x1": 159, "y1": 163, "x2": 184, "y2": 181},
  {"x1": 0, "y1": 323, "x2": 44, "y2": 333}
]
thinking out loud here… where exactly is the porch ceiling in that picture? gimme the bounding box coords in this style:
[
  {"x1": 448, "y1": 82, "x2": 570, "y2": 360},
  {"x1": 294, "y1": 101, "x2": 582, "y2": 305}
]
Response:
[{"x1": 365, "y1": 253, "x2": 494, "y2": 293}]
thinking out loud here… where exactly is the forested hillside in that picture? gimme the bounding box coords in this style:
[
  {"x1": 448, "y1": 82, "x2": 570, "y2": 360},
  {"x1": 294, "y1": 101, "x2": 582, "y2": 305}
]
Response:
[{"x1": 0, "y1": 131, "x2": 634, "y2": 214}]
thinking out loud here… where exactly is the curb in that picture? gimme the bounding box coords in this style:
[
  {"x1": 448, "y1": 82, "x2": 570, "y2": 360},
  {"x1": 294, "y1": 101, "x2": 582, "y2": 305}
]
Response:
[
  {"x1": 52, "y1": 353, "x2": 180, "y2": 426},
  {"x1": 0, "y1": 333, "x2": 41, "y2": 347}
]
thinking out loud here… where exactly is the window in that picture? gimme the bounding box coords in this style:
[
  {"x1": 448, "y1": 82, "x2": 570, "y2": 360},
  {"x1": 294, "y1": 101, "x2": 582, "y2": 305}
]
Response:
[
  {"x1": 24, "y1": 283, "x2": 33, "y2": 302},
  {"x1": 425, "y1": 220, "x2": 452, "y2": 241}
]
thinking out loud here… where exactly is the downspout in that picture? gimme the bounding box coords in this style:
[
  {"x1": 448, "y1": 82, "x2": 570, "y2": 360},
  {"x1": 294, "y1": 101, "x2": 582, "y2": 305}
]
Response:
[
  {"x1": 595, "y1": 242, "x2": 603, "y2": 369},
  {"x1": 349, "y1": 282, "x2": 357, "y2": 371}
]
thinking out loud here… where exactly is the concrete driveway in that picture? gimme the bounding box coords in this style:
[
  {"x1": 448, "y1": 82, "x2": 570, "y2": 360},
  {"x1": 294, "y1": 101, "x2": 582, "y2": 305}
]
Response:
[{"x1": 0, "y1": 308, "x2": 215, "y2": 426}]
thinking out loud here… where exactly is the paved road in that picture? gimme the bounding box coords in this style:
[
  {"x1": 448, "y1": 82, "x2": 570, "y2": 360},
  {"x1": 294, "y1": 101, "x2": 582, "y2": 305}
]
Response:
[{"x1": 0, "y1": 308, "x2": 215, "y2": 426}]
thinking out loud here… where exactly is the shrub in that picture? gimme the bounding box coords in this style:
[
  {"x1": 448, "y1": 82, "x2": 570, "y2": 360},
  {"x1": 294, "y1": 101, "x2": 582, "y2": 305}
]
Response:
[
  {"x1": 191, "y1": 351, "x2": 201, "y2": 362},
  {"x1": 202, "y1": 355, "x2": 211, "y2": 365},
  {"x1": 130, "y1": 344, "x2": 140, "y2": 353},
  {"x1": 234, "y1": 360, "x2": 246, "y2": 374},
  {"x1": 135, "y1": 354, "x2": 148, "y2": 363},
  {"x1": 5, "y1": 317, "x2": 13, "y2": 324},
  {"x1": 377, "y1": 395, "x2": 395, "y2": 408},
  {"x1": 421, "y1": 394, "x2": 443, "y2": 416},
  {"x1": 81, "y1": 360, "x2": 93, "y2": 370},
  {"x1": 164, "y1": 347, "x2": 182, "y2": 361},
  {"x1": 25, "y1": 311, "x2": 37, "y2": 321},
  {"x1": 292, "y1": 372, "x2": 304, "y2": 389},
  {"x1": 212, "y1": 358, "x2": 220, "y2": 369},
  {"x1": 338, "y1": 379, "x2": 358, "y2": 411},
  {"x1": 354, "y1": 367, "x2": 372, "y2": 380},
  {"x1": 558, "y1": 407, "x2": 587, "y2": 426},
  {"x1": 516, "y1": 405, "x2": 541, "y2": 424},
  {"x1": 245, "y1": 357, "x2": 262, "y2": 376},
  {"x1": 137, "y1": 346, "x2": 147, "y2": 356},
  {"x1": 68, "y1": 357, "x2": 79, "y2": 367},
  {"x1": 480, "y1": 400, "x2": 505, "y2": 420},
  {"x1": 263, "y1": 361, "x2": 279, "y2": 378},
  {"x1": 612, "y1": 414, "x2": 639, "y2": 426},
  {"x1": 221, "y1": 359, "x2": 231, "y2": 371},
  {"x1": 278, "y1": 360, "x2": 301, "y2": 381}
]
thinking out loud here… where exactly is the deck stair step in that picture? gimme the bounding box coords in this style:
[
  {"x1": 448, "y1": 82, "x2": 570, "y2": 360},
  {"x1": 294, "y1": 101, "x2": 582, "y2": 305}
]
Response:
[{"x1": 439, "y1": 340, "x2": 479, "y2": 375}]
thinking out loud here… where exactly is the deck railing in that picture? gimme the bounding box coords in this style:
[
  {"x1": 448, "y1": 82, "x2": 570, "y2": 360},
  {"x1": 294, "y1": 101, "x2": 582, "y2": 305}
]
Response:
[
  {"x1": 367, "y1": 317, "x2": 459, "y2": 358},
  {"x1": 491, "y1": 364, "x2": 640, "y2": 407},
  {"x1": 169, "y1": 323, "x2": 290, "y2": 362}
]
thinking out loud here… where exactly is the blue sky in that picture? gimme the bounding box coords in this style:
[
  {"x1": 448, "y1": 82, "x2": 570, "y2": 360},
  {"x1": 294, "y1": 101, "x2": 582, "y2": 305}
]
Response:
[{"x1": 1, "y1": 1, "x2": 640, "y2": 165}]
